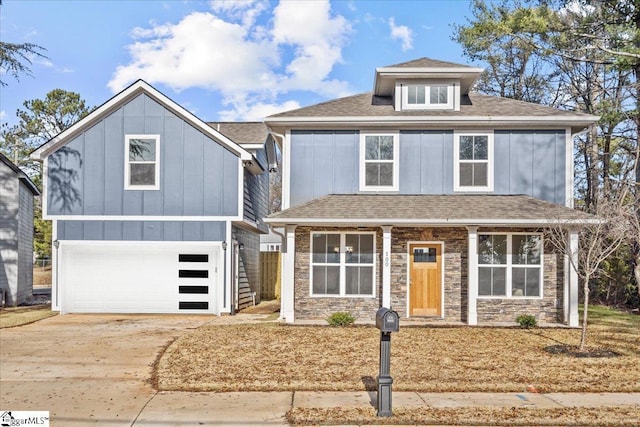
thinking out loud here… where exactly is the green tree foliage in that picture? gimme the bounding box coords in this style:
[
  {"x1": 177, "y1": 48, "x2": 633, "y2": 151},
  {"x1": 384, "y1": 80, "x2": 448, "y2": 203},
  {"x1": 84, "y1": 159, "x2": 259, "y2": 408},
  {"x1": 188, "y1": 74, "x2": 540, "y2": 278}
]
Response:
[
  {"x1": 0, "y1": 41, "x2": 47, "y2": 86},
  {"x1": 0, "y1": 90, "x2": 92, "y2": 257},
  {"x1": 452, "y1": 0, "x2": 560, "y2": 104},
  {"x1": 453, "y1": 0, "x2": 640, "y2": 346}
]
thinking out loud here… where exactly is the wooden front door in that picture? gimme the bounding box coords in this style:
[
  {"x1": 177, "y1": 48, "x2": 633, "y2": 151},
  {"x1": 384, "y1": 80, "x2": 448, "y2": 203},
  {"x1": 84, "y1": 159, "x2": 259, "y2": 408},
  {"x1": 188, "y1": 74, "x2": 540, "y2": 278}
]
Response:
[{"x1": 409, "y1": 243, "x2": 442, "y2": 317}]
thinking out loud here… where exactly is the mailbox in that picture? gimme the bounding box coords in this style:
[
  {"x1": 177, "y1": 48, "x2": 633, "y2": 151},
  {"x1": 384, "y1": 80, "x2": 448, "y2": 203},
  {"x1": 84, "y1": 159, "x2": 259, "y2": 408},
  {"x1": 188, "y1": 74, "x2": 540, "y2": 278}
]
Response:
[{"x1": 375, "y1": 307, "x2": 399, "y2": 333}]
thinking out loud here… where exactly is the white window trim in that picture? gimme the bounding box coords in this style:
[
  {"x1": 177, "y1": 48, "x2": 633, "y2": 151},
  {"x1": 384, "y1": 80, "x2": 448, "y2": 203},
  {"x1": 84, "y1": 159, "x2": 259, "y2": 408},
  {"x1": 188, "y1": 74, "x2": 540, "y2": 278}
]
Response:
[
  {"x1": 477, "y1": 232, "x2": 544, "y2": 299},
  {"x1": 401, "y1": 83, "x2": 454, "y2": 110},
  {"x1": 309, "y1": 231, "x2": 377, "y2": 298},
  {"x1": 124, "y1": 134, "x2": 160, "y2": 191},
  {"x1": 359, "y1": 131, "x2": 400, "y2": 192},
  {"x1": 453, "y1": 130, "x2": 494, "y2": 192}
]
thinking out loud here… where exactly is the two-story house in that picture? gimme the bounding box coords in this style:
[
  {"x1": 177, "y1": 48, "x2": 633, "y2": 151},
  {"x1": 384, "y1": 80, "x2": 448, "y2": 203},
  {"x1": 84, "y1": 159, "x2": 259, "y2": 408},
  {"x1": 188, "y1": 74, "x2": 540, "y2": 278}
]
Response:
[
  {"x1": 31, "y1": 81, "x2": 271, "y2": 315},
  {"x1": 264, "y1": 58, "x2": 598, "y2": 326}
]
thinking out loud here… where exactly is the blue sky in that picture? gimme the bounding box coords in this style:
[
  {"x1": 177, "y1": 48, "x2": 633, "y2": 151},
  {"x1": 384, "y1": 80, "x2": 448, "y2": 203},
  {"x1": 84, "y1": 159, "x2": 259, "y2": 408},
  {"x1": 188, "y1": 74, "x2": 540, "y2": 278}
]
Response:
[{"x1": 1, "y1": 0, "x2": 476, "y2": 129}]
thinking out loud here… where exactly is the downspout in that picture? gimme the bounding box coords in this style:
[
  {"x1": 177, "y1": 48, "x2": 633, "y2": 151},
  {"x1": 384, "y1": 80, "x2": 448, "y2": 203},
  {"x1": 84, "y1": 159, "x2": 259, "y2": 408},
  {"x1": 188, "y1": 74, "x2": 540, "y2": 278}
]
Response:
[
  {"x1": 268, "y1": 224, "x2": 286, "y2": 252},
  {"x1": 268, "y1": 224, "x2": 286, "y2": 321}
]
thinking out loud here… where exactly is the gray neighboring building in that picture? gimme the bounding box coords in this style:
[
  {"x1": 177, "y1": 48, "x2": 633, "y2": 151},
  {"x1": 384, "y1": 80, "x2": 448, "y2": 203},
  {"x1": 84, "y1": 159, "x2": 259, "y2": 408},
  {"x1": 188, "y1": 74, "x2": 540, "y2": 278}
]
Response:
[
  {"x1": 30, "y1": 81, "x2": 272, "y2": 315},
  {"x1": 0, "y1": 153, "x2": 40, "y2": 306}
]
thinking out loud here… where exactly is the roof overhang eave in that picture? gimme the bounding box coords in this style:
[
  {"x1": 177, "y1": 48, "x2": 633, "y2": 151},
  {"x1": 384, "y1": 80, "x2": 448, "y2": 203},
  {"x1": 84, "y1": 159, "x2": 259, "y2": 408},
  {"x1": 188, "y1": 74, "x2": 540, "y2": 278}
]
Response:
[
  {"x1": 263, "y1": 218, "x2": 601, "y2": 227},
  {"x1": 30, "y1": 81, "x2": 253, "y2": 162},
  {"x1": 264, "y1": 115, "x2": 600, "y2": 131}
]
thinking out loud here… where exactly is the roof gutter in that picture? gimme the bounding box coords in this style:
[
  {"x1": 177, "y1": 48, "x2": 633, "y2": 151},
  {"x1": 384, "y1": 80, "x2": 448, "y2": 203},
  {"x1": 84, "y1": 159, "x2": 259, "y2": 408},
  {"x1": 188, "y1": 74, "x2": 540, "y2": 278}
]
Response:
[{"x1": 263, "y1": 217, "x2": 602, "y2": 227}]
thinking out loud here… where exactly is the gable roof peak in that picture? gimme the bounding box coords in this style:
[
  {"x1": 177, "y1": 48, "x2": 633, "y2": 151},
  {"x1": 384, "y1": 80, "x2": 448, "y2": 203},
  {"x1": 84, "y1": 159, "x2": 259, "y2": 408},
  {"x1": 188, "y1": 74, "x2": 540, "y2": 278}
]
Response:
[
  {"x1": 382, "y1": 57, "x2": 478, "y2": 69},
  {"x1": 374, "y1": 57, "x2": 484, "y2": 96},
  {"x1": 30, "y1": 79, "x2": 253, "y2": 162}
]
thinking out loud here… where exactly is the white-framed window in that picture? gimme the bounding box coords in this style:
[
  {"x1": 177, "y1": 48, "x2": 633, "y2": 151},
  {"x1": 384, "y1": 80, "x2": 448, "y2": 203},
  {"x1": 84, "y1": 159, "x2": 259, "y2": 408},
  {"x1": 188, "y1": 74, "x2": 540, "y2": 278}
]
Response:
[
  {"x1": 477, "y1": 233, "x2": 543, "y2": 298},
  {"x1": 454, "y1": 131, "x2": 494, "y2": 192},
  {"x1": 310, "y1": 232, "x2": 376, "y2": 297},
  {"x1": 360, "y1": 131, "x2": 399, "y2": 191},
  {"x1": 402, "y1": 83, "x2": 454, "y2": 110},
  {"x1": 125, "y1": 134, "x2": 160, "y2": 190}
]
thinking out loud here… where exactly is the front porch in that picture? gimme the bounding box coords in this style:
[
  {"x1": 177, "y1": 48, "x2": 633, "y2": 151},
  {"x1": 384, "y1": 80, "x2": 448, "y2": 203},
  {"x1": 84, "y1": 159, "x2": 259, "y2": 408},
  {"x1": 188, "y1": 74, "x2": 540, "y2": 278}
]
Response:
[
  {"x1": 264, "y1": 194, "x2": 592, "y2": 327},
  {"x1": 278, "y1": 225, "x2": 580, "y2": 326}
]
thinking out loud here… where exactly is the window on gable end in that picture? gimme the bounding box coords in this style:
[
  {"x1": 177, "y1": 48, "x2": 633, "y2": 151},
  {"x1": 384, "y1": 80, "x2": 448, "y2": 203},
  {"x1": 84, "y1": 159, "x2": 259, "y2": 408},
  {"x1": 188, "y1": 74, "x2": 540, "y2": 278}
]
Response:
[
  {"x1": 360, "y1": 131, "x2": 399, "y2": 191},
  {"x1": 125, "y1": 134, "x2": 160, "y2": 190}
]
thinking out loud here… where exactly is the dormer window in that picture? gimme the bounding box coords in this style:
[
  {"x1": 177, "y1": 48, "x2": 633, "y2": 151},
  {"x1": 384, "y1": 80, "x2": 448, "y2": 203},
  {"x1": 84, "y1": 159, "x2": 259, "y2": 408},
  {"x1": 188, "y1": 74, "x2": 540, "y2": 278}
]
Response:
[
  {"x1": 400, "y1": 81, "x2": 455, "y2": 110},
  {"x1": 407, "y1": 84, "x2": 448, "y2": 106}
]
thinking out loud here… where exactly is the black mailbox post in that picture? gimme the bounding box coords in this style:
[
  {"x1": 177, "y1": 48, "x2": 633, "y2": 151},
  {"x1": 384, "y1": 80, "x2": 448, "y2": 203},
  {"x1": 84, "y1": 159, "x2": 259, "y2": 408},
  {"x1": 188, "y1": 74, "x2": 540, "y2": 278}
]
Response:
[{"x1": 375, "y1": 307, "x2": 399, "y2": 417}]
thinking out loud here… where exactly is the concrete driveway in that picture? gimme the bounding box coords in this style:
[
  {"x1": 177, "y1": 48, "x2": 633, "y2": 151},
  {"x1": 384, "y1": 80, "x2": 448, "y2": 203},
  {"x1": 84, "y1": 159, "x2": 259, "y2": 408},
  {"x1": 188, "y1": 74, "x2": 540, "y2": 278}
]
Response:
[{"x1": 0, "y1": 314, "x2": 289, "y2": 426}]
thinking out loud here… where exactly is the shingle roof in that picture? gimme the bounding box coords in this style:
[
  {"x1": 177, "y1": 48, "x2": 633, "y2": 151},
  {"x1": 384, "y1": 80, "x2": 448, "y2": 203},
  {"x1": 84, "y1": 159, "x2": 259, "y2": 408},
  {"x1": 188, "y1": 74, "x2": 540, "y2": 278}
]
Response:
[
  {"x1": 266, "y1": 92, "x2": 595, "y2": 120},
  {"x1": 265, "y1": 194, "x2": 596, "y2": 226},
  {"x1": 0, "y1": 152, "x2": 40, "y2": 196},
  {"x1": 208, "y1": 122, "x2": 268, "y2": 145},
  {"x1": 381, "y1": 57, "x2": 474, "y2": 69}
]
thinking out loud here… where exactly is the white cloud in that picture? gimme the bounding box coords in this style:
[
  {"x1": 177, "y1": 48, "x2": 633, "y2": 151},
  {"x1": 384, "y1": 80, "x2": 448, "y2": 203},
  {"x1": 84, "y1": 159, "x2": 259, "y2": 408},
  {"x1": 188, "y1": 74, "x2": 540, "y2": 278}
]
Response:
[
  {"x1": 0, "y1": 110, "x2": 6, "y2": 122},
  {"x1": 109, "y1": 12, "x2": 277, "y2": 94},
  {"x1": 389, "y1": 17, "x2": 413, "y2": 52},
  {"x1": 272, "y1": 0, "x2": 352, "y2": 96},
  {"x1": 108, "y1": 0, "x2": 353, "y2": 120},
  {"x1": 219, "y1": 99, "x2": 301, "y2": 122},
  {"x1": 209, "y1": 0, "x2": 269, "y2": 28}
]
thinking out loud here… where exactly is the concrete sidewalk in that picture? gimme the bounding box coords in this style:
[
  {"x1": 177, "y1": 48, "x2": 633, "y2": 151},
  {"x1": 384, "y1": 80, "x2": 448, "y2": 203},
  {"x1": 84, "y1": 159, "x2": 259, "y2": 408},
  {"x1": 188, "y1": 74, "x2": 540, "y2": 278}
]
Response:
[{"x1": 130, "y1": 391, "x2": 640, "y2": 426}]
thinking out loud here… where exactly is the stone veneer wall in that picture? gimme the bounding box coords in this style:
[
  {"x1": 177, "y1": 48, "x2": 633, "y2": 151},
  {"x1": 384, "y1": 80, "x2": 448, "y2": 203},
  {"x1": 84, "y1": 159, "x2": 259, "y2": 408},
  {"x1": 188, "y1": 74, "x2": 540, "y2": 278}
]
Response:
[
  {"x1": 294, "y1": 227, "x2": 383, "y2": 321},
  {"x1": 294, "y1": 226, "x2": 565, "y2": 324}
]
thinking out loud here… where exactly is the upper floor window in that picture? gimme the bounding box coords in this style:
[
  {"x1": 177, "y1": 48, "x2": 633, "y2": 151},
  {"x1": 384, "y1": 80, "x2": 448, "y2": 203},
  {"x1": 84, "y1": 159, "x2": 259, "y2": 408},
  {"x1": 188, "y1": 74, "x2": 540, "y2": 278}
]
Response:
[
  {"x1": 454, "y1": 131, "x2": 493, "y2": 192},
  {"x1": 360, "y1": 131, "x2": 399, "y2": 191},
  {"x1": 125, "y1": 134, "x2": 160, "y2": 190},
  {"x1": 402, "y1": 83, "x2": 454, "y2": 110}
]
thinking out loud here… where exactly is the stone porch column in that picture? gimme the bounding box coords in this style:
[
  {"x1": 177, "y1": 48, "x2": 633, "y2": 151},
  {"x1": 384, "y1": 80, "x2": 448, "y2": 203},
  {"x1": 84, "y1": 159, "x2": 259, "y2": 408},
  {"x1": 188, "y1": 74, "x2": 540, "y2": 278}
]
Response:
[
  {"x1": 466, "y1": 226, "x2": 478, "y2": 325},
  {"x1": 281, "y1": 224, "x2": 297, "y2": 323},
  {"x1": 381, "y1": 226, "x2": 393, "y2": 308}
]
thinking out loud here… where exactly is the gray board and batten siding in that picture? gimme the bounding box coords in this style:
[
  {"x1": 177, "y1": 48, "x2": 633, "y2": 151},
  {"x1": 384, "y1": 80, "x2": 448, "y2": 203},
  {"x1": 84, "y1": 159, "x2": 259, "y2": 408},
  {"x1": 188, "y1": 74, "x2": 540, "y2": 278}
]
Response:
[
  {"x1": 288, "y1": 130, "x2": 567, "y2": 208},
  {"x1": 46, "y1": 93, "x2": 239, "y2": 218},
  {"x1": 56, "y1": 220, "x2": 226, "y2": 241}
]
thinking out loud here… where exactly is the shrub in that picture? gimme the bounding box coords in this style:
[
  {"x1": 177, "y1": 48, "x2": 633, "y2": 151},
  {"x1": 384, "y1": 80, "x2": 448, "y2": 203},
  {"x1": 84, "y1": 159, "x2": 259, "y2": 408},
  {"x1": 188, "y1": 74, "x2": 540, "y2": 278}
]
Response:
[
  {"x1": 516, "y1": 314, "x2": 537, "y2": 328},
  {"x1": 327, "y1": 311, "x2": 355, "y2": 327}
]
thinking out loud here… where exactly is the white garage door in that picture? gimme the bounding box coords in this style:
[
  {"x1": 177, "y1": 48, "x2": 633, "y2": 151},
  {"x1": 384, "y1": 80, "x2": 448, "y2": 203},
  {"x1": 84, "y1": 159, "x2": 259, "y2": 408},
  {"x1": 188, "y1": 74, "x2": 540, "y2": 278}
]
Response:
[{"x1": 59, "y1": 242, "x2": 222, "y2": 314}]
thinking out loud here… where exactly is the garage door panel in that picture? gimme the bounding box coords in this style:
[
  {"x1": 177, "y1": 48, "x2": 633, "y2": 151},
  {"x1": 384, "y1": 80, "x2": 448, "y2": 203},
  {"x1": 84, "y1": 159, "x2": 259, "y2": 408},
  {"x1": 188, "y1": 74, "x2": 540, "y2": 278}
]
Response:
[{"x1": 60, "y1": 242, "x2": 220, "y2": 314}]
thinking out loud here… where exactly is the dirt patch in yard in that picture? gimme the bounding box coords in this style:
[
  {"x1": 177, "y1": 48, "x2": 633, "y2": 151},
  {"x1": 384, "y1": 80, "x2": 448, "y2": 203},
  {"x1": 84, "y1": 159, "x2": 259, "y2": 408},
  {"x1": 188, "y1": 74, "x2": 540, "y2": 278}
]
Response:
[
  {"x1": 239, "y1": 299, "x2": 280, "y2": 315},
  {"x1": 157, "y1": 321, "x2": 640, "y2": 393}
]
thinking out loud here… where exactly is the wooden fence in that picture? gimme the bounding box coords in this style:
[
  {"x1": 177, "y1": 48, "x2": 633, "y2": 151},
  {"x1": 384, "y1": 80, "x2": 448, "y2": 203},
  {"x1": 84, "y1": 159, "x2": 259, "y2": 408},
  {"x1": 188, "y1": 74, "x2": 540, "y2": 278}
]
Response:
[{"x1": 260, "y1": 252, "x2": 281, "y2": 300}]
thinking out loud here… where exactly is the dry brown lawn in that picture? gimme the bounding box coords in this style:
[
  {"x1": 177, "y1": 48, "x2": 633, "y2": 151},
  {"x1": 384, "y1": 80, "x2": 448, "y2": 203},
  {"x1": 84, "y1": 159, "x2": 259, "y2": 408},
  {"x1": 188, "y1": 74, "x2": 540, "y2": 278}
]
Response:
[
  {"x1": 287, "y1": 406, "x2": 640, "y2": 426},
  {"x1": 157, "y1": 306, "x2": 640, "y2": 393},
  {"x1": 33, "y1": 266, "x2": 52, "y2": 286},
  {"x1": 0, "y1": 305, "x2": 56, "y2": 328}
]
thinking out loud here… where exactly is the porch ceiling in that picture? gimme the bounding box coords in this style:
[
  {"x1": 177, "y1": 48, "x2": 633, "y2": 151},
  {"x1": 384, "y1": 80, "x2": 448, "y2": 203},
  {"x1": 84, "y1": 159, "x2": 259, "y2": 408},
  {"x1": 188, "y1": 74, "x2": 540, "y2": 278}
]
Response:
[{"x1": 264, "y1": 194, "x2": 598, "y2": 227}]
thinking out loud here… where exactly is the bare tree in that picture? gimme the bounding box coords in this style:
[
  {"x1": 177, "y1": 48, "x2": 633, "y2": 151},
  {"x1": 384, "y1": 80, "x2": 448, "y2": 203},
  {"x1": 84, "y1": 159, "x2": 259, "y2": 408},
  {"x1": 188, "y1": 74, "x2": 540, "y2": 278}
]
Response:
[
  {"x1": 0, "y1": 42, "x2": 47, "y2": 86},
  {"x1": 546, "y1": 190, "x2": 630, "y2": 350}
]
